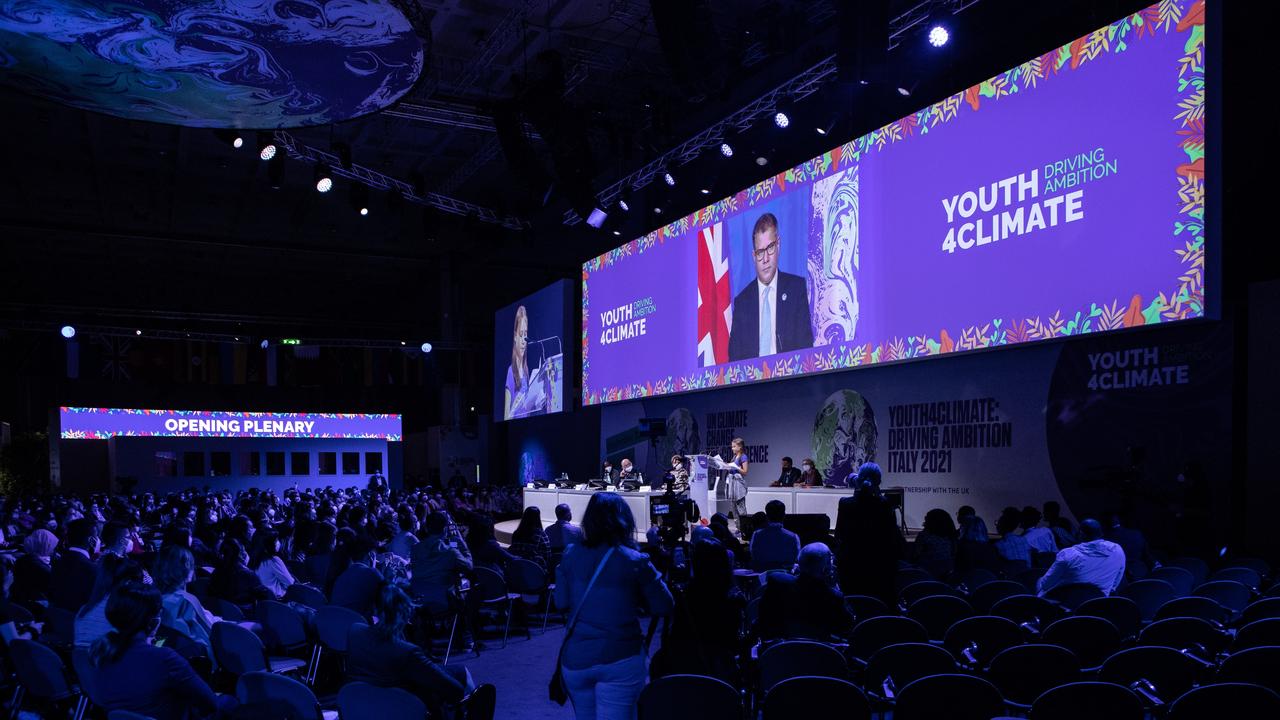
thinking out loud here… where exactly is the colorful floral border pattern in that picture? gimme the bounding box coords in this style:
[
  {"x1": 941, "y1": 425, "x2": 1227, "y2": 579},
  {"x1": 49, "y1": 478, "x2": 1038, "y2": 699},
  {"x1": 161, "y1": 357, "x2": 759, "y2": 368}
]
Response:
[
  {"x1": 59, "y1": 407, "x2": 403, "y2": 441},
  {"x1": 582, "y1": 0, "x2": 1206, "y2": 405}
]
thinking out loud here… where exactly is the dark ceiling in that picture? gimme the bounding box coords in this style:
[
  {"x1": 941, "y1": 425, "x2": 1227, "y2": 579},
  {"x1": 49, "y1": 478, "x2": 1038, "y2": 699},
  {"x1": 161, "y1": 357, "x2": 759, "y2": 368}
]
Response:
[{"x1": 0, "y1": 0, "x2": 1247, "y2": 353}]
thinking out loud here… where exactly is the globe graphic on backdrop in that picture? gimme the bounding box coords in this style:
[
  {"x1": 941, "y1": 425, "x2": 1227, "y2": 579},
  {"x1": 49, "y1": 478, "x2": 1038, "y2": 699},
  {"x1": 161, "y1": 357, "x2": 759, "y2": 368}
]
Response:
[
  {"x1": 655, "y1": 407, "x2": 701, "y2": 467},
  {"x1": 0, "y1": 1, "x2": 424, "y2": 128},
  {"x1": 811, "y1": 389, "x2": 878, "y2": 485},
  {"x1": 518, "y1": 451, "x2": 550, "y2": 486}
]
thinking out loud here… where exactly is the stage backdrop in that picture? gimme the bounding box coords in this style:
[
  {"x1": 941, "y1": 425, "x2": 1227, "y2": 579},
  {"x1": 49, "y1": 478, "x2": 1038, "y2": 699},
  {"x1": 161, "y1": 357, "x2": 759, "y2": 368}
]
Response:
[
  {"x1": 494, "y1": 280, "x2": 571, "y2": 421},
  {"x1": 583, "y1": 0, "x2": 1208, "y2": 406},
  {"x1": 598, "y1": 320, "x2": 1230, "y2": 534}
]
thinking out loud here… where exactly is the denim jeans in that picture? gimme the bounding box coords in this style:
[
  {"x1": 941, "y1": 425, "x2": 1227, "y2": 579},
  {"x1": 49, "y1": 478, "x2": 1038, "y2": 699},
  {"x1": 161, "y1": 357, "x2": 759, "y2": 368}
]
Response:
[{"x1": 561, "y1": 653, "x2": 647, "y2": 720}]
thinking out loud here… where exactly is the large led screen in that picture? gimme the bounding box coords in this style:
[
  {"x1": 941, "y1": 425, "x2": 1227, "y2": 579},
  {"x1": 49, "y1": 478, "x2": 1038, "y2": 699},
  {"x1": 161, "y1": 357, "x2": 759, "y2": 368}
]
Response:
[
  {"x1": 582, "y1": 0, "x2": 1208, "y2": 405},
  {"x1": 59, "y1": 408, "x2": 402, "y2": 440},
  {"x1": 496, "y1": 280, "x2": 571, "y2": 421}
]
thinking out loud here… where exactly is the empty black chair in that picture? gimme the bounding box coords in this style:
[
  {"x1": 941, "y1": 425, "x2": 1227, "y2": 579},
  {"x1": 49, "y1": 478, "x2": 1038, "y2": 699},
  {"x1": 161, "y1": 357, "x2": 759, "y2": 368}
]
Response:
[
  {"x1": 1221, "y1": 558, "x2": 1271, "y2": 582},
  {"x1": 844, "y1": 594, "x2": 890, "y2": 623},
  {"x1": 257, "y1": 599, "x2": 310, "y2": 654},
  {"x1": 235, "y1": 671, "x2": 329, "y2": 720},
  {"x1": 1167, "y1": 682, "x2": 1280, "y2": 720},
  {"x1": 1268, "y1": 582, "x2": 1280, "y2": 598},
  {"x1": 848, "y1": 616, "x2": 928, "y2": 665},
  {"x1": 1120, "y1": 579, "x2": 1178, "y2": 623},
  {"x1": 1209, "y1": 567, "x2": 1261, "y2": 590},
  {"x1": 283, "y1": 584, "x2": 327, "y2": 610},
  {"x1": 907, "y1": 595, "x2": 973, "y2": 641},
  {"x1": 337, "y1": 682, "x2": 426, "y2": 720},
  {"x1": 1042, "y1": 582, "x2": 1104, "y2": 610},
  {"x1": 1148, "y1": 567, "x2": 1196, "y2": 597},
  {"x1": 7, "y1": 639, "x2": 83, "y2": 718},
  {"x1": 894, "y1": 567, "x2": 935, "y2": 593},
  {"x1": 894, "y1": 673, "x2": 1004, "y2": 720},
  {"x1": 987, "y1": 643, "x2": 1080, "y2": 710},
  {"x1": 990, "y1": 594, "x2": 1063, "y2": 630},
  {"x1": 942, "y1": 615, "x2": 1023, "y2": 668},
  {"x1": 1168, "y1": 557, "x2": 1210, "y2": 587},
  {"x1": 898, "y1": 580, "x2": 961, "y2": 607},
  {"x1": 1193, "y1": 580, "x2": 1252, "y2": 615},
  {"x1": 1042, "y1": 615, "x2": 1123, "y2": 671},
  {"x1": 1016, "y1": 567, "x2": 1049, "y2": 593},
  {"x1": 638, "y1": 674, "x2": 742, "y2": 720},
  {"x1": 761, "y1": 676, "x2": 869, "y2": 720},
  {"x1": 863, "y1": 643, "x2": 957, "y2": 705},
  {"x1": 1241, "y1": 597, "x2": 1280, "y2": 625},
  {"x1": 1217, "y1": 646, "x2": 1280, "y2": 694},
  {"x1": 1030, "y1": 682, "x2": 1144, "y2": 720},
  {"x1": 1139, "y1": 616, "x2": 1230, "y2": 655},
  {"x1": 1076, "y1": 596, "x2": 1143, "y2": 640},
  {"x1": 968, "y1": 580, "x2": 1025, "y2": 614},
  {"x1": 1231, "y1": 617, "x2": 1280, "y2": 652},
  {"x1": 1099, "y1": 646, "x2": 1201, "y2": 707},
  {"x1": 1154, "y1": 596, "x2": 1230, "y2": 625},
  {"x1": 758, "y1": 640, "x2": 847, "y2": 693},
  {"x1": 954, "y1": 568, "x2": 998, "y2": 592}
]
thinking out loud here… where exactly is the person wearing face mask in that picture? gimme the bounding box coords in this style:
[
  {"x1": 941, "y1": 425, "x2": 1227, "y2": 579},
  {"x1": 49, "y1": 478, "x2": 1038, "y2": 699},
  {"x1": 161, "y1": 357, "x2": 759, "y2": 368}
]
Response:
[
  {"x1": 798, "y1": 458, "x2": 821, "y2": 487},
  {"x1": 618, "y1": 459, "x2": 638, "y2": 480},
  {"x1": 656, "y1": 455, "x2": 690, "y2": 493},
  {"x1": 601, "y1": 460, "x2": 619, "y2": 484},
  {"x1": 772, "y1": 457, "x2": 801, "y2": 487}
]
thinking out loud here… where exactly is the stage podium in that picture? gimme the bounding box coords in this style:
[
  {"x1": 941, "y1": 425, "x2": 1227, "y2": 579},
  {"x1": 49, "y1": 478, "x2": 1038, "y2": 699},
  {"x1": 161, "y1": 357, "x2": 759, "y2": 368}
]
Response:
[{"x1": 685, "y1": 454, "x2": 714, "y2": 523}]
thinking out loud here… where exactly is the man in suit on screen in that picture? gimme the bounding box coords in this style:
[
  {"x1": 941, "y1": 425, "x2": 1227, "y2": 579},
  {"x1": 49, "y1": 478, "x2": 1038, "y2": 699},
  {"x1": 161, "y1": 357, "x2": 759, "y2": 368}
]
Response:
[{"x1": 728, "y1": 212, "x2": 814, "y2": 361}]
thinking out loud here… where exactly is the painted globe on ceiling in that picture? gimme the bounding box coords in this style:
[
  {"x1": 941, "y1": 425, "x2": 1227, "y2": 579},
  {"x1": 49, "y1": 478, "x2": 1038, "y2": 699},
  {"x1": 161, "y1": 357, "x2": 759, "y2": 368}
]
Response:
[
  {"x1": 0, "y1": 0, "x2": 424, "y2": 128},
  {"x1": 811, "y1": 389, "x2": 878, "y2": 486}
]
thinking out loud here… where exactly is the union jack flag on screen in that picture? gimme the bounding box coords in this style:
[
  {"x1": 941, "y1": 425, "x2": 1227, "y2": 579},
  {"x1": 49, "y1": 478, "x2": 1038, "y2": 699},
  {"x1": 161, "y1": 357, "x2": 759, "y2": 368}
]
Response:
[{"x1": 697, "y1": 221, "x2": 731, "y2": 366}]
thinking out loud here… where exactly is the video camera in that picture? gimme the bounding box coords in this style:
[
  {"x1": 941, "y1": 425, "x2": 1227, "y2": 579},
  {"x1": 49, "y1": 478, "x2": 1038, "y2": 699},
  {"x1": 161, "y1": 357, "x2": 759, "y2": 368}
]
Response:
[{"x1": 650, "y1": 476, "x2": 698, "y2": 548}]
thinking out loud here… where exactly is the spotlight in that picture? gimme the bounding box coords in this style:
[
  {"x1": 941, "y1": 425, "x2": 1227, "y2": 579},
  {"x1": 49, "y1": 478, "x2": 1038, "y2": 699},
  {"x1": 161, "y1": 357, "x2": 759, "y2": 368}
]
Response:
[
  {"x1": 773, "y1": 111, "x2": 790, "y2": 129},
  {"x1": 400, "y1": 341, "x2": 406, "y2": 346},
  {"x1": 260, "y1": 339, "x2": 269, "y2": 349},
  {"x1": 700, "y1": 188, "x2": 711, "y2": 195},
  {"x1": 586, "y1": 207, "x2": 608, "y2": 228},
  {"x1": 663, "y1": 172, "x2": 675, "y2": 187},
  {"x1": 315, "y1": 164, "x2": 333, "y2": 193},
  {"x1": 612, "y1": 230, "x2": 621, "y2": 236},
  {"x1": 420, "y1": 342, "x2": 433, "y2": 353},
  {"x1": 816, "y1": 127, "x2": 827, "y2": 135},
  {"x1": 135, "y1": 329, "x2": 142, "y2": 336},
  {"x1": 349, "y1": 182, "x2": 369, "y2": 215},
  {"x1": 928, "y1": 25, "x2": 950, "y2": 47},
  {"x1": 756, "y1": 156, "x2": 768, "y2": 166},
  {"x1": 897, "y1": 86, "x2": 912, "y2": 97},
  {"x1": 719, "y1": 142, "x2": 734, "y2": 158},
  {"x1": 618, "y1": 198, "x2": 630, "y2": 212},
  {"x1": 60, "y1": 325, "x2": 76, "y2": 339},
  {"x1": 654, "y1": 207, "x2": 662, "y2": 214},
  {"x1": 257, "y1": 132, "x2": 277, "y2": 161},
  {"x1": 214, "y1": 129, "x2": 244, "y2": 149}
]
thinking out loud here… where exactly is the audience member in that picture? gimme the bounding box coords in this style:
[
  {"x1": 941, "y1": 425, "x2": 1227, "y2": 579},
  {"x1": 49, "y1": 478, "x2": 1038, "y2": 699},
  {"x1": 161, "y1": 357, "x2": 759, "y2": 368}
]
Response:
[
  {"x1": 1106, "y1": 511, "x2": 1157, "y2": 578},
  {"x1": 84, "y1": 582, "x2": 227, "y2": 720},
  {"x1": 757, "y1": 543, "x2": 854, "y2": 642},
  {"x1": 509, "y1": 506, "x2": 553, "y2": 571},
  {"x1": 993, "y1": 508, "x2": 1032, "y2": 570},
  {"x1": 11, "y1": 528, "x2": 58, "y2": 606},
  {"x1": 388, "y1": 513, "x2": 420, "y2": 559},
  {"x1": 653, "y1": 538, "x2": 743, "y2": 684},
  {"x1": 835, "y1": 463, "x2": 903, "y2": 605},
  {"x1": 410, "y1": 512, "x2": 472, "y2": 614},
  {"x1": 347, "y1": 583, "x2": 474, "y2": 716},
  {"x1": 1, "y1": 562, "x2": 33, "y2": 644},
  {"x1": 957, "y1": 506, "x2": 989, "y2": 542},
  {"x1": 247, "y1": 528, "x2": 295, "y2": 599},
  {"x1": 1020, "y1": 506, "x2": 1059, "y2": 556},
  {"x1": 330, "y1": 536, "x2": 382, "y2": 616},
  {"x1": 303, "y1": 521, "x2": 337, "y2": 584},
  {"x1": 467, "y1": 515, "x2": 518, "y2": 572},
  {"x1": 546, "y1": 503, "x2": 585, "y2": 552},
  {"x1": 49, "y1": 517, "x2": 99, "y2": 611},
  {"x1": 708, "y1": 513, "x2": 744, "y2": 559},
  {"x1": 749, "y1": 500, "x2": 801, "y2": 572},
  {"x1": 1043, "y1": 501, "x2": 1076, "y2": 549},
  {"x1": 554, "y1": 493, "x2": 673, "y2": 720},
  {"x1": 154, "y1": 545, "x2": 218, "y2": 657},
  {"x1": 208, "y1": 538, "x2": 272, "y2": 610},
  {"x1": 913, "y1": 509, "x2": 958, "y2": 579},
  {"x1": 75, "y1": 553, "x2": 144, "y2": 648},
  {"x1": 1038, "y1": 518, "x2": 1127, "y2": 597}
]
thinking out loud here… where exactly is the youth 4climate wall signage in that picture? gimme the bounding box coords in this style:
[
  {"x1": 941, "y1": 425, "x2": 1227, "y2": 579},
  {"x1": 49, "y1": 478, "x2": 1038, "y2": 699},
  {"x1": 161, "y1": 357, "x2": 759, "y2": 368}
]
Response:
[
  {"x1": 59, "y1": 408, "x2": 402, "y2": 440},
  {"x1": 582, "y1": 0, "x2": 1209, "y2": 405}
]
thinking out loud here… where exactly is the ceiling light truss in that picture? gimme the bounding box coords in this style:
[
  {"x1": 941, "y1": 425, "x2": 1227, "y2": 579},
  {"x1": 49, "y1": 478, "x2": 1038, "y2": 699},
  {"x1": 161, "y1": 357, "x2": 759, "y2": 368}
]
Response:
[{"x1": 274, "y1": 130, "x2": 528, "y2": 230}]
